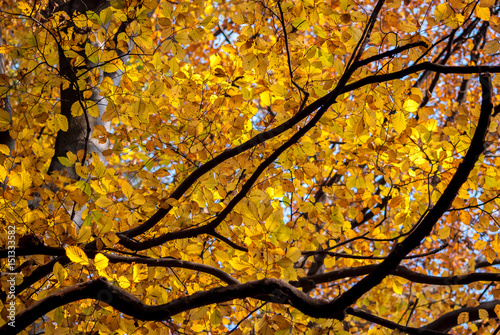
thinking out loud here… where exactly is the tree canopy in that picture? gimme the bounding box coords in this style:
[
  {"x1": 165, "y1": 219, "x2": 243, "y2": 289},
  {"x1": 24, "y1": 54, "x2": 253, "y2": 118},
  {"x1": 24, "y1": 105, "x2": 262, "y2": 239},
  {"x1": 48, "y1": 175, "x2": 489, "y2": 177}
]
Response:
[{"x1": 2, "y1": 0, "x2": 500, "y2": 333}]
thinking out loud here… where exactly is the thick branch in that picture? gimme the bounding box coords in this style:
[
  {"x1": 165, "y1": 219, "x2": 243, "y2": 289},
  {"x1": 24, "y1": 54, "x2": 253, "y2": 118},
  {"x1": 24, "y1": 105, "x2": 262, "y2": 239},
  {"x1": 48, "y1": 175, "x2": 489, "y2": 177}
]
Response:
[
  {"x1": 117, "y1": 0, "x2": 388, "y2": 251},
  {"x1": 422, "y1": 300, "x2": 500, "y2": 332},
  {"x1": 3, "y1": 277, "x2": 341, "y2": 334},
  {"x1": 119, "y1": 61, "x2": 500, "y2": 248},
  {"x1": 332, "y1": 74, "x2": 493, "y2": 310}
]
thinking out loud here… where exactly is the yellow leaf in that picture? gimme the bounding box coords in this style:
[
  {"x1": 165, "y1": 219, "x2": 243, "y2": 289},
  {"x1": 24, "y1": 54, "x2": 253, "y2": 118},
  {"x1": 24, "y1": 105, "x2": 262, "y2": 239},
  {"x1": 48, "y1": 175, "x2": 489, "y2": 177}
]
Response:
[
  {"x1": 191, "y1": 306, "x2": 208, "y2": 321},
  {"x1": 257, "y1": 316, "x2": 273, "y2": 335},
  {"x1": 73, "y1": 14, "x2": 88, "y2": 28},
  {"x1": 474, "y1": 240, "x2": 487, "y2": 250},
  {"x1": 111, "y1": 0, "x2": 126, "y2": 9},
  {"x1": 480, "y1": 0, "x2": 495, "y2": 6},
  {"x1": 392, "y1": 280, "x2": 403, "y2": 295},
  {"x1": 353, "y1": 116, "x2": 365, "y2": 136},
  {"x1": 272, "y1": 314, "x2": 290, "y2": 330},
  {"x1": 57, "y1": 156, "x2": 73, "y2": 167},
  {"x1": 77, "y1": 226, "x2": 92, "y2": 243},
  {"x1": 101, "y1": 101, "x2": 119, "y2": 122},
  {"x1": 265, "y1": 210, "x2": 282, "y2": 230},
  {"x1": 303, "y1": 162, "x2": 320, "y2": 178},
  {"x1": 54, "y1": 114, "x2": 68, "y2": 132},
  {"x1": 277, "y1": 257, "x2": 293, "y2": 268},
  {"x1": 478, "y1": 309, "x2": 489, "y2": 321},
  {"x1": 281, "y1": 266, "x2": 298, "y2": 281},
  {"x1": 75, "y1": 163, "x2": 88, "y2": 179},
  {"x1": 393, "y1": 111, "x2": 407, "y2": 134},
  {"x1": 133, "y1": 264, "x2": 148, "y2": 282},
  {"x1": 476, "y1": 6, "x2": 491, "y2": 21},
  {"x1": 117, "y1": 275, "x2": 130, "y2": 288},
  {"x1": 286, "y1": 247, "x2": 302, "y2": 262},
  {"x1": 261, "y1": 91, "x2": 272, "y2": 107},
  {"x1": 102, "y1": 232, "x2": 120, "y2": 247},
  {"x1": 435, "y1": 3, "x2": 452, "y2": 22},
  {"x1": 189, "y1": 28, "x2": 205, "y2": 43},
  {"x1": 71, "y1": 102, "x2": 83, "y2": 117},
  {"x1": 130, "y1": 193, "x2": 146, "y2": 206},
  {"x1": 119, "y1": 179, "x2": 134, "y2": 199},
  {"x1": 438, "y1": 226, "x2": 450, "y2": 239},
  {"x1": 457, "y1": 312, "x2": 469, "y2": 324},
  {"x1": 403, "y1": 99, "x2": 419, "y2": 113},
  {"x1": 66, "y1": 246, "x2": 90, "y2": 265},
  {"x1": 94, "y1": 253, "x2": 109, "y2": 269},
  {"x1": 99, "y1": 7, "x2": 113, "y2": 24},
  {"x1": 149, "y1": 81, "x2": 164, "y2": 96},
  {"x1": 242, "y1": 54, "x2": 257, "y2": 71},
  {"x1": 292, "y1": 18, "x2": 309, "y2": 31},
  {"x1": 210, "y1": 309, "x2": 222, "y2": 326},
  {"x1": 9, "y1": 170, "x2": 32, "y2": 193},
  {"x1": 53, "y1": 262, "x2": 68, "y2": 284},
  {"x1": 67, "y1": 151, "x2": 78, "y2": 164},
  {"x1": 95, "y1": 197, "x2": 114, "y2": 208},
  {"x1": 484, "y1": 40, "x2": 500, "y2": 54},
  {"x1": 87, "y1": 103, "x2": 100, "y2": 118},
  {"x1": 17, "y1": 1, "x2": 32, "y2": 15},
  {"x1": 0, "y1": 144, "x2": 10, "y2": 155},
  {"x1": 0, "y1": 108, "x2": 11, "y2": 131}
]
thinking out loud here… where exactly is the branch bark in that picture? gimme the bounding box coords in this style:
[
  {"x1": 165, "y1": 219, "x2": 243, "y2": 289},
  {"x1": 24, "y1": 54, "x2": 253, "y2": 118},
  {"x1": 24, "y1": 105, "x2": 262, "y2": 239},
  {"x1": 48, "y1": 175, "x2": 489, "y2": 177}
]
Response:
[{"x1": 331, "y1": 73, "x2": 493, "y2": 311}]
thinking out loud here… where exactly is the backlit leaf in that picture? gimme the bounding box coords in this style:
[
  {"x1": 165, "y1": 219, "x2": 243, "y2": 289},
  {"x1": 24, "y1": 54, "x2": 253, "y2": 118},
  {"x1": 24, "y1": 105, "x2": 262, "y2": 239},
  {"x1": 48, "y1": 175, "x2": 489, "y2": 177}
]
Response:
[
  {"x1": 66, "y1": 246, "x2": 90, "y2": 265},
  {"x1": 94, "y1": 253, "x2": 109, "y2": 269},
  {"x1": 9, "y1": 170, "x2": 32, "y2": 193},
  {"x1": 393, "y1": 111, "x2": 407, "y2": 133},
  {"x1": 54, "y1": 114, "x2": 68, "y2": 132},
  {"x1": 476, "y1": 6, "x2": 491, "y2": 21}
]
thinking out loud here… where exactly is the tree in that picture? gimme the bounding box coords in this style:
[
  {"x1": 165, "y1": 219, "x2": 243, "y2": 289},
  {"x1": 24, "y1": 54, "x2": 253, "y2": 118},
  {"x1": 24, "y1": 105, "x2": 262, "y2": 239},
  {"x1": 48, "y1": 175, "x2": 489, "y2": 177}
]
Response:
[{"x1": 1, "y1": 0, "x2": 500, "y2": 333}]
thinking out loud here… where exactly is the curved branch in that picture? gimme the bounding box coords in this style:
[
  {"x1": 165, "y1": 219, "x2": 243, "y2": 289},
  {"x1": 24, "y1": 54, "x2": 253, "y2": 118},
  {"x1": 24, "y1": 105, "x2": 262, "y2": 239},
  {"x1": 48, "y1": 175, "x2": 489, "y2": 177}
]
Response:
[
  {"x1": 104, "y1": 254, "x2": 241, "y2": 286},
  {"x1": 303, "y1": 243, "x2": 448, "y2": 260},
  {"x1": 422, "y1": 300, "x2": 500, "y2": 332},
  {"x1": 117, "y1": 61, "x2": 500, "y2": 250},
  {"x1": 332, "y1": 73, "x2": 493, "y2": 309},
  {"x1": 292, "y1": 265, "x2": 500, "y2": 289},
  {"x1": 347, "y1": 307, "x2": 448, "y2": 335},
  {"x1": 0, "y1": 250, "x2": 239, "y2": 298},
  {"x1": 117, "y1": 0, "x2": 388, "y2": 251},
  {"x1": 115, "y1": 0, "x2": 388, "y2": 245},
  {"x1": 3, "y1": 277, "x2": 343, "y2": 335}
]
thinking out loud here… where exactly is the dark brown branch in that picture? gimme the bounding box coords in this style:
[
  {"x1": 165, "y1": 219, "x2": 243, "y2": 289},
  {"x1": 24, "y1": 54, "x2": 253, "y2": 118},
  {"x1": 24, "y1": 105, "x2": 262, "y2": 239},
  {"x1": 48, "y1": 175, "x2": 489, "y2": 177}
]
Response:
[
  {"x1": 208, "y1": 231, "x2": 248, "y2": 252},
  {"x1": 9, "y1": 274, "x2": 497, "y2": 335},
  {"x1": 292, "y1": 265, "x2": 500, "y2": 289},
  {"x1": 422, "y1": 300, "x2": 500, "y2": 332},
  {"x1": 2, "y1": 277, "x2": 344, "y2": 334},
  {"x1": 347, "y1": 307, "x2": 448, "y2": 335},
  {"x1": 303, "y1": 243, "x2": 447, "y2": 260},
  {"x1": 117, "y1": 0, "x2": 388, "y2": 251},
  {"x1": 355, "y1": 41, "x2": 428, "y2": 69},
  {"x1": 331, "y1": 74, "x2": 493, "y2": 309},
  {"x1": 104, "y1": 254, "x2": 241, "y2": 286},
  {"x1": 0, "y1": 249, "x2": 240, "y2": 298},
  {"x1": 342, "y1": 63, "x2": 500, "y2": 95}
]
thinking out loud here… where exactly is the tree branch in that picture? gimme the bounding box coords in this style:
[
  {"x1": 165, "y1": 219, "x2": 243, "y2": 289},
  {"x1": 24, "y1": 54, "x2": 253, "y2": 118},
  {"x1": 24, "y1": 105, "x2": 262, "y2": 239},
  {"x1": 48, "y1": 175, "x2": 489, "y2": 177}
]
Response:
[
  {"x1": 422, "y1": 300, "x2": 500, "y2": 332},
  {"x1": 331, "y1": 73, "x2": 493, "y2": 310},
  {"x1": 347, "y1": 307, "x2": 448, "y2": 335}
]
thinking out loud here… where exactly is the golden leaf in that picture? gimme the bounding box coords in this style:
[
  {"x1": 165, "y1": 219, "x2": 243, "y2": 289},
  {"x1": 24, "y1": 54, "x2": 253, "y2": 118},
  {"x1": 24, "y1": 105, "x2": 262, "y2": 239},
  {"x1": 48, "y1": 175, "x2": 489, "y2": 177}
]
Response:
[{"x1": 66, "y1": 246, "x2": 90, "y2": 265}]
